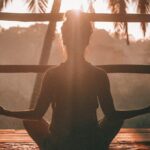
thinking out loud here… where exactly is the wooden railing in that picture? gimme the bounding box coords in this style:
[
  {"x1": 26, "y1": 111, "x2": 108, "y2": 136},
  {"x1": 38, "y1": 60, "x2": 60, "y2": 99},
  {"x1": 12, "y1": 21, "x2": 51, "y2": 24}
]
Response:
[
  {"x1": 0, "y1": 13, "x2": 150, "y2": 74},
  {"x1": 0, "y1": 13, "x2": 150, "y2": 22},
  {"x1": 0, "y1": 65, "x2": 149, "y2": 74}
]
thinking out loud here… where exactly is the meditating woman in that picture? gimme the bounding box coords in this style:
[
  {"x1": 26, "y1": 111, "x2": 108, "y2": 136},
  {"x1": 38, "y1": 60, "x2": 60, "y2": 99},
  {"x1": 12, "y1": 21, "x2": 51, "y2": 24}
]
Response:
[{"x1": 0, "y1": 10, "x2": 150, "y2": 150}]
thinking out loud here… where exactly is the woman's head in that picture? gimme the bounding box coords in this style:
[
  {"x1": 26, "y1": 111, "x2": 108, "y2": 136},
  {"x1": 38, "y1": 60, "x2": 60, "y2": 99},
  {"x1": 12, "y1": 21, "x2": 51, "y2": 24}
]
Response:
[{"x1": 61, "y1": 10, "x2": 93, "y2": 57}]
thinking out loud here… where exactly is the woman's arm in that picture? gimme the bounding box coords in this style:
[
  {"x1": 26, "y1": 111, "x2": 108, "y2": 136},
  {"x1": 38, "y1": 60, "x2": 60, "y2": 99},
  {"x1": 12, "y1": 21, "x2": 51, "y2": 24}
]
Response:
[
  {"x1": 98, "y1": 70, "x2": 150, "y2": 120},
  {"x1": 109, "y1": 106, "x2": 150, "y2": 120},
  {"x1": 0, "y1": 70, "x2": 53, "y2": 120},
  {"x1": 0, "y1": 107, "x2": 39, "y2": 120}
]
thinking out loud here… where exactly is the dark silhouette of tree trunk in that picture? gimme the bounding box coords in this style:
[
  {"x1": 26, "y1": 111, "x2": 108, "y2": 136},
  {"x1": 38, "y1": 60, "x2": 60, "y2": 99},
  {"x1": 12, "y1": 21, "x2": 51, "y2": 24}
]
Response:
[{"x1": 30, "y1": 0, "x2": 61, "y2": 108}]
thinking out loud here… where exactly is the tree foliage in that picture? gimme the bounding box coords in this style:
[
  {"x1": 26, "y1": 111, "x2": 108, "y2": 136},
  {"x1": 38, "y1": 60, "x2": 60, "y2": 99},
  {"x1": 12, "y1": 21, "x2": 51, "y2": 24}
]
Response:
[
  {"x1": 137, "y1": 0, "x2": 150, "y2": 36},
  {"x1": 0, "y1": 0, "x2": 12, "y2": 10},
  {"x1": 0, "y1": 0, "x2": 150, "y2": 43},
  {"x1": 108, "y1": 0, "x2": 129, "y2": 44},
  {"x1": 26, "y1": 0, "x2": 48, "y2": 13}
]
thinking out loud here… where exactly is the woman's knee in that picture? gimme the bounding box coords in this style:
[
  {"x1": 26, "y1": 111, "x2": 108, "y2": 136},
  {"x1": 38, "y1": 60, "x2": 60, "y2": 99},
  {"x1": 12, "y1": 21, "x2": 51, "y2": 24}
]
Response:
[
  {"x1": 23, "y1": 120, "x2": 33, "y2": 126},
  {"x1": 108, "y1": 118, "x2": 124, "y2": 129},
  {"x1": 23, "y1": 120, "x2": 29, "y2": 127},
  {"x1": 99, "y1": 117, "x2": 124, "y2": 131},
  {"x1": 22, "y1": 120, "x2": 39, "y2": 130},
  {"x1": 112, "y1": 119, "x2": 124, "y2": 125},
  {"x1": 23, "y1": 119, "x2": 50, "y2": 136},
  {"x1": 100, "y1": 117, "x2": 124, "y2": 125}
]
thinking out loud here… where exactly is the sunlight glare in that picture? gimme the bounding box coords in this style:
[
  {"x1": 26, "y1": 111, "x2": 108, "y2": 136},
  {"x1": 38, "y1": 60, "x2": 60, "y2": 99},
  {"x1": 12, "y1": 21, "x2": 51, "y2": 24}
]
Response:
[{"x1": 61, "y1": 0, "x2": 89, "y2": 12}]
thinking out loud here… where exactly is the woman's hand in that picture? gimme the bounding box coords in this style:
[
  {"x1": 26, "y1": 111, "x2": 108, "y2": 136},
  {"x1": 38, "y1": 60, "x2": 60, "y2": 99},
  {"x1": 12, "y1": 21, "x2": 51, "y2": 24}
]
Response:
[
  {"x1": 0, "y1": 106, "x2": 5, "y2": 115},
  {"x1": 145, "y1": 105, "x2": 150, "y2": 113}
]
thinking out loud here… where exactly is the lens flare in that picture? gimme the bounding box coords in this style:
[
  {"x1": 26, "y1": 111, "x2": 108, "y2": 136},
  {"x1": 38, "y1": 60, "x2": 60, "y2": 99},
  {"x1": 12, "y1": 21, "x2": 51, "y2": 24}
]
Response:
[{"x1": 61, "y1": 0, "x2": 89, "y2": 12}]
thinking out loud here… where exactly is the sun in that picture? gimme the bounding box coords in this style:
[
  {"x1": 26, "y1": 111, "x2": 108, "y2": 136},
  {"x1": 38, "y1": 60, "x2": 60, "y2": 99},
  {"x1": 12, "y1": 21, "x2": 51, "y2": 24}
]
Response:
[
  {"x1": 60, "y1": 0, "x2": 114, "y2": 34},
  {"x1": 60, "y1": 0, "x2": 110, "y2": 12},
  {"x1": 61, "y1": 0, "x2": 89, "y2": 12}
]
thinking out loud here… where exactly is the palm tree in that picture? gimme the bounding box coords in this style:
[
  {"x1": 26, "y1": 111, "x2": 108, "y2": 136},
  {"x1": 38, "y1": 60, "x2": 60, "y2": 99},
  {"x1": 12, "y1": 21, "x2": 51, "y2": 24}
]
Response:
[
  {"x1": 0, "y1": 0, "x2": 12, "y2": 10},
  {"x1": 137, "y1": 0, "x2": 150, "y2": 36},
  {"x1": 28, "y1": 0, "x2": 149, "y2": 42},
  {"x1": 0, "y1": 0, "x2": 48, "y2": 13},
  {"x1": 108, "y1": 0, "x2": 129, "y2": 44},
  {"x1": 108, "y1": 0, "x2": 150, "y2": 43},
  {"x1": 1, "y1": 0, "x2": 150, "y2": 45}
]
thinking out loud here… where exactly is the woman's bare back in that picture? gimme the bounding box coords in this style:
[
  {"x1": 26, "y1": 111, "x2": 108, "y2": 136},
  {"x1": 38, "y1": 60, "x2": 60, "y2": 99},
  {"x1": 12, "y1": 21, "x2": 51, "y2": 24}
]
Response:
[{"x1": 49, "y1": 62, "x2": 101, "y2": 136}]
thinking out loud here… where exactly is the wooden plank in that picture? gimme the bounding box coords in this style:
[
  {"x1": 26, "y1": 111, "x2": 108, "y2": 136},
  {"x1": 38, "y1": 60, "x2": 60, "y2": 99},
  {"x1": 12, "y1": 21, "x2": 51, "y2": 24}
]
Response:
[
  {"x1": 0, "y1": 129, "x2": 150, "y2": 143},
  {"x1": 0, "y1": 13, "x2": 150, "y2": 22},
  {"x1": 0, "y1": 129, "x2": 150, "y2": 150},
  {"x1": 0, "y1": 65, "x2": 150, "y2": 74}
]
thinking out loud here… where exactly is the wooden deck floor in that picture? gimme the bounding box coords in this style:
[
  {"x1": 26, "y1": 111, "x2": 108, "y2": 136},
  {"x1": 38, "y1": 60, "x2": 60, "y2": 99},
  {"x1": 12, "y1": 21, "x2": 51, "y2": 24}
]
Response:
[{"x1": 0, "y1": 129, "x2": 150, "y2": 149}]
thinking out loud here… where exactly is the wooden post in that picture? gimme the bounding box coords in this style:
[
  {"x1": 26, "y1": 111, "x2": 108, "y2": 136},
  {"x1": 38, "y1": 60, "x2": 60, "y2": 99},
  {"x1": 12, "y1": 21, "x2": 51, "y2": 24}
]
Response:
[{"x1": 29, "y1": 0, "x2": 61, "y2": 108}]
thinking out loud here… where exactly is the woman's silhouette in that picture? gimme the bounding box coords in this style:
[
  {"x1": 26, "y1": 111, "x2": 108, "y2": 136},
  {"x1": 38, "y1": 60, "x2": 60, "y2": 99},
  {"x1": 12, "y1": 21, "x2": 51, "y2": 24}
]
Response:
[{"x1": 0, "y1": 10, "x2": 150, "y2": 150}]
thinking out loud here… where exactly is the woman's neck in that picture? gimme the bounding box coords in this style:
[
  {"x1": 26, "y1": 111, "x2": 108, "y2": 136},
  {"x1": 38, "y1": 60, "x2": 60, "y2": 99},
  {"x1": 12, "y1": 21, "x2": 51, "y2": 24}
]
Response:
[
  {"x1": 64, "y1": 47, "x2": 88, "y2": 65},
  {"x1": 65, "y1": 55, "x2": 86, "y2": 64}
]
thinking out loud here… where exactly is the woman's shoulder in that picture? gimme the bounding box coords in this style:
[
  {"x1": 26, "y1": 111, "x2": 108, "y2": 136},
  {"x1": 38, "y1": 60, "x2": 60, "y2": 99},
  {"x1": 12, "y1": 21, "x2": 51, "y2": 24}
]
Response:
[
  {"x1": 89, "y1": 66, "x2": 109, "y2": 84},
  {"x1": 44, "y1": 64, "x2": 63, "y2": 77},
  {"x1": 92, "y1": 65, "x2": 107, "y2": 76}
]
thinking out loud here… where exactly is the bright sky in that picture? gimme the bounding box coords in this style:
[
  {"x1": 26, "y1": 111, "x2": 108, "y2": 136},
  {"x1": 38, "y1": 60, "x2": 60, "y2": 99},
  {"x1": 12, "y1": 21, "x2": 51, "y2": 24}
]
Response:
[{"x1": 0, "y1": 0, "x2": 150, "y2": 40}]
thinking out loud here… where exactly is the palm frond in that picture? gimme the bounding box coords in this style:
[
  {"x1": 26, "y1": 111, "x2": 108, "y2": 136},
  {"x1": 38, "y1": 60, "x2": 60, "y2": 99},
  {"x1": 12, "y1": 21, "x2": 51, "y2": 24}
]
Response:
[
  {"x1": 26, "y1": 0, "x2": 48, "y2": 13},
  {"x1": 109, "y1": 0, "x2": 129, "y2": 44},
  {"x1": 87, "y1": 0, "x2": 95, "y2": 13},
  {"x1": 137, "y1": 0, "x2": 150, "y2": 36},
  {"x1": 87, "y1": 0, "x2": 96, "y2": 29},
  {"x1": 0, "y1": 0, "x2": 12, "y2": 11},
  {"x1": 38, "y1": 0, "x2": 48, "y2": 13}
]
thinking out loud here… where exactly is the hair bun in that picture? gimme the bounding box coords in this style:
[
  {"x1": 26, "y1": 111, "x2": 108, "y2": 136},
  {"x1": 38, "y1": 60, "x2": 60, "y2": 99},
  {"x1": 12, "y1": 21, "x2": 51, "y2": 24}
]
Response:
[{"x1": 65, "y1": 10, "x2": 84, "y2": 22}]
